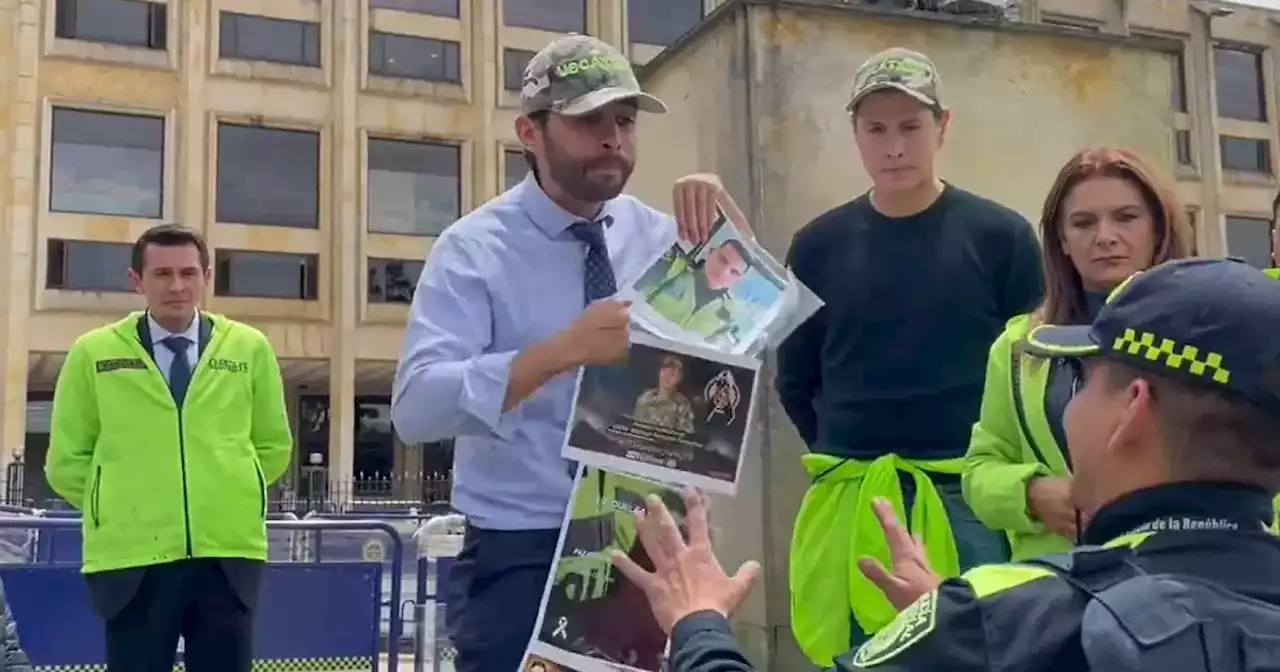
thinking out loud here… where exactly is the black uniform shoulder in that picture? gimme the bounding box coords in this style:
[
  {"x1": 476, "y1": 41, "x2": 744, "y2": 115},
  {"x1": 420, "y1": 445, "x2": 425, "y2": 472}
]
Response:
[{"x1": 839, "y1": 563, "x2": 1087, "y2": 671}]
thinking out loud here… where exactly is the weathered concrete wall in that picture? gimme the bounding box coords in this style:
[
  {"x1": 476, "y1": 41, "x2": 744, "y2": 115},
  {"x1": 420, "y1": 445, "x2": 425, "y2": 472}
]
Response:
[{"x1": 630, "y1": 3, "x2": 1178, "y2": 669}]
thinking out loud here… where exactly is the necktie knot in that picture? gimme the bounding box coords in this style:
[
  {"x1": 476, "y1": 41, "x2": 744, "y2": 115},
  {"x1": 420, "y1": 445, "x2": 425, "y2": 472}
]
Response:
[
  {"x1": 570, "y1": 220, "x2": 608, "y2": 249},
  {"x1": 161, "y1": 336, "x2": 190, "y2": 354}
]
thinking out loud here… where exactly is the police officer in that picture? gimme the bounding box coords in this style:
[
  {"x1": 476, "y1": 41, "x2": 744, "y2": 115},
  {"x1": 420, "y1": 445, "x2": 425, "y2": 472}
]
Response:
[{"x1": 612, "y1": 257, "x2": 1280, "y2": 672}]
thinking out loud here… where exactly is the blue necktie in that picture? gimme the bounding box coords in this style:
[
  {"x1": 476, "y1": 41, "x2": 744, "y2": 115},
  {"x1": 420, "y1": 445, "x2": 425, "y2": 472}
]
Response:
[
  {"x1": 569, "y1": 218, "x2": 617, "y2": 304},
  {"x1": 162, "y1": 336, "x2": 192, "y2": 407}
]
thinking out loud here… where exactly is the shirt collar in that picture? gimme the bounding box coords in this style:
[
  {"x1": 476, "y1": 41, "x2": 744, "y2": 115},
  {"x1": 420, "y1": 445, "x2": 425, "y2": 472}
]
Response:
[
  {"x1": 517, "y1": 173, "x2": 616, "y2": 238},
  {"x1": 148, "y1": 311, "x2": 200, "y2": 345}
]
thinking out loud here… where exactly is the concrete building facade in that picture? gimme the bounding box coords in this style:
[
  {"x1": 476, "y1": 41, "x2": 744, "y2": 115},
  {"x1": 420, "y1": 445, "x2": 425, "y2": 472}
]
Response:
[
  {"x1": 0, "y1": 0, "x2": 722, "y2": 504},
  {"x1": 627, "y1": 0, "x2": 1280, "y2": 667}
]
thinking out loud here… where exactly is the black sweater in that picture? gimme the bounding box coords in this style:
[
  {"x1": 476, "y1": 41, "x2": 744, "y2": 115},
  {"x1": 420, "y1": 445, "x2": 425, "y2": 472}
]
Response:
[{"x1": 776, "y1": 185, "x2": 1044, "y2": 460}]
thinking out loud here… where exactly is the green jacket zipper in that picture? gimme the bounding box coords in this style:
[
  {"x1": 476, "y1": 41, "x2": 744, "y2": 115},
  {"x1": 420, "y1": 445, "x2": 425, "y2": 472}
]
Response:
[
  {"x1": 177, "y1": 403, "x2": 194, "y2": 557},
  {"x1": 255, "y1": 463, "x2": 266, "y2": 519},
  {"x1": 91, "y1": 466, "x2": 102, "y2": 528},
  {"x1": 1010, "y1": 346, "x2": 1051, "y2": 468}
]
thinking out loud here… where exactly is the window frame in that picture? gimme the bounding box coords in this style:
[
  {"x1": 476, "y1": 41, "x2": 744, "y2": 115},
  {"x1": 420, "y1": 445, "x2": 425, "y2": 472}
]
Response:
[
  {"x1": 367, "y1": 257, "x2": 426, "y2": 304},
  {"x1": 365, "y1": 136, "x2": 463, "y2": 237},
  {"x1": 213, "y1": 248, "x2": 321, "y2": 301},
  {"x1": 367, "y1": 31, "x2": 462, "y2": 84},
  {"x1": 1218, "y1": 135, "x2": 1272, "y2": 175},
  {"x1": 1223, "y1": 215, "x2": 1273, "y2": 269},
  {"x1": 1212, "y1": 44, "x2": 1267, "y2": 122},
  {"x1": 501, "y1": 0, "x2": 586, "y2": 33},
  {"x1": 44, "y1": 238, "x2": 135, "y2": 293},
  {"x1": 215, "y1": 122, "x2": 322, "y2": 229},
  {"x1": 49, "y1": 106, "x2": 167, "y2": 219},
  {"x1": 54, "y1": 0, "x2": 168, "y2": 50},
  {"x1": 369, "y1": 0, "x2": 461, "y2": 18},
  {"x1": 218, "y1": 11, "x2": 322, "y2": 68},
  {"x1": 502, "y1": 48, "x2": 535, "y2": 92}
]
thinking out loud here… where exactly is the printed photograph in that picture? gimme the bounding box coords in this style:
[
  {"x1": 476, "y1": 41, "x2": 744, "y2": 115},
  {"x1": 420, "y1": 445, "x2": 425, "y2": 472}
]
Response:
[
  {"x1": 629, "y1": 211, "x2": 789, "y2": 354},
  {"x1": 526, "y1": 466, "x2": 685, "y2": 672},
  {"x1": 563, "y1": 333, "x2": 759, "y2": 494},
  {"x1": 521, "y1": 653, "x2": 588, "y2": 672}
]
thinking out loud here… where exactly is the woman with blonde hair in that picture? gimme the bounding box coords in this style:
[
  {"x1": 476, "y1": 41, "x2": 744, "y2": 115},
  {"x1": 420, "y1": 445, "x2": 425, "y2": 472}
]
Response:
[{"x1": 963, "y1": 147, "x2": 1195, "y2": 560}]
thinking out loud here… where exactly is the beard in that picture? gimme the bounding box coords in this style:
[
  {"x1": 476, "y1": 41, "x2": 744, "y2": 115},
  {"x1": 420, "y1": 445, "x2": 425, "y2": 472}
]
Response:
[{"x1": 543, "y1": 135, "x2": 634, "y2": 203}]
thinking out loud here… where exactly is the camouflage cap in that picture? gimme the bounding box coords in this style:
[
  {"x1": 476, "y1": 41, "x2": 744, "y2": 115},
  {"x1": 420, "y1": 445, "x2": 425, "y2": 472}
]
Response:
[
  {"x1": 521, "y1": 34, "x2": 667, "y2": 116},
  {"x1": 846, "y1": 48, "x2": 944, "y2": 113}
]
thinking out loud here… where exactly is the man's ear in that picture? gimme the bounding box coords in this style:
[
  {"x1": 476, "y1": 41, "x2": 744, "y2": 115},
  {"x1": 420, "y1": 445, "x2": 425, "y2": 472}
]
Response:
[
  {"x1": 1106, "y1": 376, "x2": 1156, "y2": 459},
  {"x1": 936, "y1": 109, "x2": 952, "y2": 146}
]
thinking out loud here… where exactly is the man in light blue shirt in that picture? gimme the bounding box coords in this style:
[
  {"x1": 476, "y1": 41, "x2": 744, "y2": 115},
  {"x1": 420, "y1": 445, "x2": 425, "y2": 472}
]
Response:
[{"x1": 392, "y1": 34, "x2": 742, "y2": 671}]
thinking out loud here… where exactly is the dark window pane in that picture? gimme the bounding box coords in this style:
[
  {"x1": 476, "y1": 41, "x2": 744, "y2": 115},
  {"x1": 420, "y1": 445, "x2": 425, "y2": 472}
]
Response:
[
  {"x1": 628, "y1": 0, "x2": 704, "y2": 46},
  {"x1": 502, "y1": 0, "x2": 585, "y2": 33},
  {"x1": 504, "y1": 149, "x2": 527, "y2": 190},
  {"x1": 219, "y1": 12, "x2": 321, "y2": 67},
  {"x1": 367, "y1": 258, "x2": 425, "y2": 304},
  {"x1": 1224, "y1": 216, "x2": 1271, "y2": 269},
  {"x1": 214, "y1": 250, "x2": 319, "y2": 299},
  {"x1": 1171, "y1": 50, "x2": 1186, "y2": 112},
  {"x1": 51, "y1": 108, "x2": 165, "y2": 218},
  {"x1": 369, "y1": 0, "x2": 460, "y2": 17},
  {"x1": 45, "y1": 239, "x2": 134, "y2": 292},
  {"x1": 368, "y1": 32, "x2": 461, "y2": 83},
  {"x1": 216, "y1": 124, "x2": 320, "y2": 228},
  {"x1": 55, "y1": 0, "x2": 167, "y2": 50},
  {"x1": 1214, "y1": 47, "x2": 1266, "y2": 122},
  {"x1": 1175, "y1": 129, "x2": 1193, "y2": 166},
  {"x1": 1219, "y1": 136, "x2": 1271, "y2": 174},
  {"x1": 368, "y1": 139, "x2": 460, "y2": 236},
  {"x1": 503, "y1": 49, "x2": 534, "y2": 92}
]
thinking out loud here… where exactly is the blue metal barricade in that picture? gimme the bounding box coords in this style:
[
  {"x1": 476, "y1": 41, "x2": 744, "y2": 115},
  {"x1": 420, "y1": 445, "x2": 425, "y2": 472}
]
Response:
[
  {"x1": 0, "y1": 517, "x2": 406, "y2": 672},
  {"x1": 412, "y1": 514, "x2": 465, "y2": 672}
]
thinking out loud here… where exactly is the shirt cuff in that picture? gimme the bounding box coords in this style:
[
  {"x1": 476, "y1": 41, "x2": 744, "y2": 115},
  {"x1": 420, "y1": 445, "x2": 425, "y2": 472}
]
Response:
[{"x1": 459, "y1": 350, "x2": 521, "y2": 441}]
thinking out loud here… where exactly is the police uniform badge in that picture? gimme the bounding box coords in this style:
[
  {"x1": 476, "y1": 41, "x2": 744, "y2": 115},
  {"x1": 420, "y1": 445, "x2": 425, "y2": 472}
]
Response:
[{"x1": 850, "y1": 591, "x2": 939, "y2": 668}]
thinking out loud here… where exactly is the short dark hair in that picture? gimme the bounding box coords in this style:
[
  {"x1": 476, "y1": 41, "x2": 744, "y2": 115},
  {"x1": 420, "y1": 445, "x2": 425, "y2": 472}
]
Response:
[
  {"x1": 1100, "y1": 359, "x2": 1280, "y2": 489},
  {"x1": 717, "y1": 239, "x2": 751, "y2": 266},
  {"x1": 522, "y1": 111, "x2": 551, "y2": 180},
  {"x1": 660, "y1": 354, "x2": 683, "y2": 372},
  {"x1": 131, "y1": 224, "x2": 210, "y2": 273}
]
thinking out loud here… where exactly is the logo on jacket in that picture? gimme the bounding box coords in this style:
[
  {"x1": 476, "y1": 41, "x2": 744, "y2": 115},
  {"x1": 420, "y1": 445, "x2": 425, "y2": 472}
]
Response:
[
  {"x1": 95, "y1": 358, "x2": 147, "y2": 373},
  {"x1": 207, "y1": 358, "x2": 249, "y2": 374}
]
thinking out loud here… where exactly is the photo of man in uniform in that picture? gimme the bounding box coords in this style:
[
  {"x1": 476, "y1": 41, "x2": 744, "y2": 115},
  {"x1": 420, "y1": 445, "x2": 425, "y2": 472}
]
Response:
[
  {"x1": 635, "y1": 239, "x2": 752, "y2": 341},
  {"x1": 632, "y1": 355, "x2": 696, "y2": 433}
]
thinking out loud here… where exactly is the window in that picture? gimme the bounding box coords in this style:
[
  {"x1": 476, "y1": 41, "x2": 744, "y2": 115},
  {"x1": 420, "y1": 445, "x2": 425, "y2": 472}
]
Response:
[
  {"x1": 1171, "y1": 50, "x2": 1187, "y2": 113},
  {"x1": 369, "y1": 0, "x2": 460, "y2": 17},
  {"x1": 1219, "y1": 136, "x2": 1271, "y2": 174},
  {"x1": 367, "y1": 138, "x2": 461, "y2": 236},
  {"x1": 1185, "y1": 209, "x2": 1200, "y2": 256},
  {"x1": 50, "y1": 107, "x2": 165, "y2": 218},
  {"x1": 55, "y1": 0, "x2": 167, "y2": 50},
  {"x1": 503, "y1": 49, "x2": 534, "y2": 92},
  {"x1": 214, "y1": 250, "x2": 319, "y2": 300},
  {"x1": 368, "y1": 32, "x2": 461, "y2": 83},
  {"x1": 504, "y1": 148, "x2": 527, "y2": 190},
  {"x1": 1224, "y1": 216, "x2": 1272, "y2": 269},
  {"x1": 502, "y1": 0, "x2": 586, "y2": 33},
  {"x1": 368, "y1": 258, "x2": 425, "y2": 304},
  {"x1": 45, "y1": 239, "x2": 134, "y2": 292},
  {"x1": 628, "y1": 0, "x2": 703, "y2": 46},
  {"x1": 1214, "y1": 47, "x2": 1266, "y2": 122},
  {"x1": 219, "y1": 12, "x2": 321, "y2": 67},
  {"x1": 216, "y1": 124, "x2": 320, "y2": 228},
  {"x1": 1175, "y1": 130, "x2": 1193, "y2": 167}
]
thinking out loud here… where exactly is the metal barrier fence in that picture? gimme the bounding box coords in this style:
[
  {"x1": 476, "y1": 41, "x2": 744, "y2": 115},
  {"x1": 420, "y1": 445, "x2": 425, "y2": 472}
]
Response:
[{"x1": 0, "y1": 514, "x2": 428, "y2": 672}]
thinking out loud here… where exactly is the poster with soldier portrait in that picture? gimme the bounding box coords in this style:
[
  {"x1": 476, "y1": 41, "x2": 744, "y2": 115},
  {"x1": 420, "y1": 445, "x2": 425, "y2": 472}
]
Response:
[
  {"x1": 627, "y1": 209, "x2": 791, "y2": 355},
  {"x1": 524, "y1": 466, "x2": 685, "y2": 672},
  {"x1": 563, "y1": 332, "x2": 758, "y2": 494}
]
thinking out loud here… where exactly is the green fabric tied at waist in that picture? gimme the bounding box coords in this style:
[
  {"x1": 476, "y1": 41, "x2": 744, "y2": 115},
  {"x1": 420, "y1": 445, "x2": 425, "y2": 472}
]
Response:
[{"x1": 789, "y1": 453, "x2": 965, "y2": 668}]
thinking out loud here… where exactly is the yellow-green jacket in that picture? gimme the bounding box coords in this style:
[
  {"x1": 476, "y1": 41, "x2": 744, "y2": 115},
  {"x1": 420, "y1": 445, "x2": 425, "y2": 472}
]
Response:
[
  {"x1": 963, "y1": 314, "x2": 1074, "y2": 561},
  {"x1": 45, "y1": 312, "x2": 293, "y2": 574},
  {"x1": 644, "y1": 257, "x2": 732, "y2": 339}
]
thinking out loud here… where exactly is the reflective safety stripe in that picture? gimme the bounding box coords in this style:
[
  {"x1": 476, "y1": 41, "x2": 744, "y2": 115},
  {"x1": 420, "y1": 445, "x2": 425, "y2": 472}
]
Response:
[{"x1": 962, "y1": 563, "x2": 1057, "y2": 600}]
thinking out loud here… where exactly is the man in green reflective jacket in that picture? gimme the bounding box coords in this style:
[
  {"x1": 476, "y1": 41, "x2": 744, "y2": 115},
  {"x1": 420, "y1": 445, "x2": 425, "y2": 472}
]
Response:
[{"x1": 45, "y1": 224, "x2": 292, "y2": 672}]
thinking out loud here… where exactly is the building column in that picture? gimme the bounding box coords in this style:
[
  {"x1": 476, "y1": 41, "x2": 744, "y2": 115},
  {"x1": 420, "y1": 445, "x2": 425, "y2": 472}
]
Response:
[
  {"x1": 327, "y1": 0, "x2": 360, "y2": 499},
  {"x1": 473, "y1": 0, "x2": 498, "y2": 199},
  {"x1": 0, "y1": 1, "x2": 43, "y2": 469},
  {"x1": 597, "y1": 0, "x2": 626, "y2": 48},
  {"x1": 1188, "y1": 3, "x2": 1227, "y2": 254}
]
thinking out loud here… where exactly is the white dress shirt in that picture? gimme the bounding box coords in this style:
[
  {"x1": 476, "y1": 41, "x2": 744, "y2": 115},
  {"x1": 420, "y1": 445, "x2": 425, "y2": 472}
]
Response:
[{"x1": 148, "y1": 312, "x2": 201, "y2": 385}]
